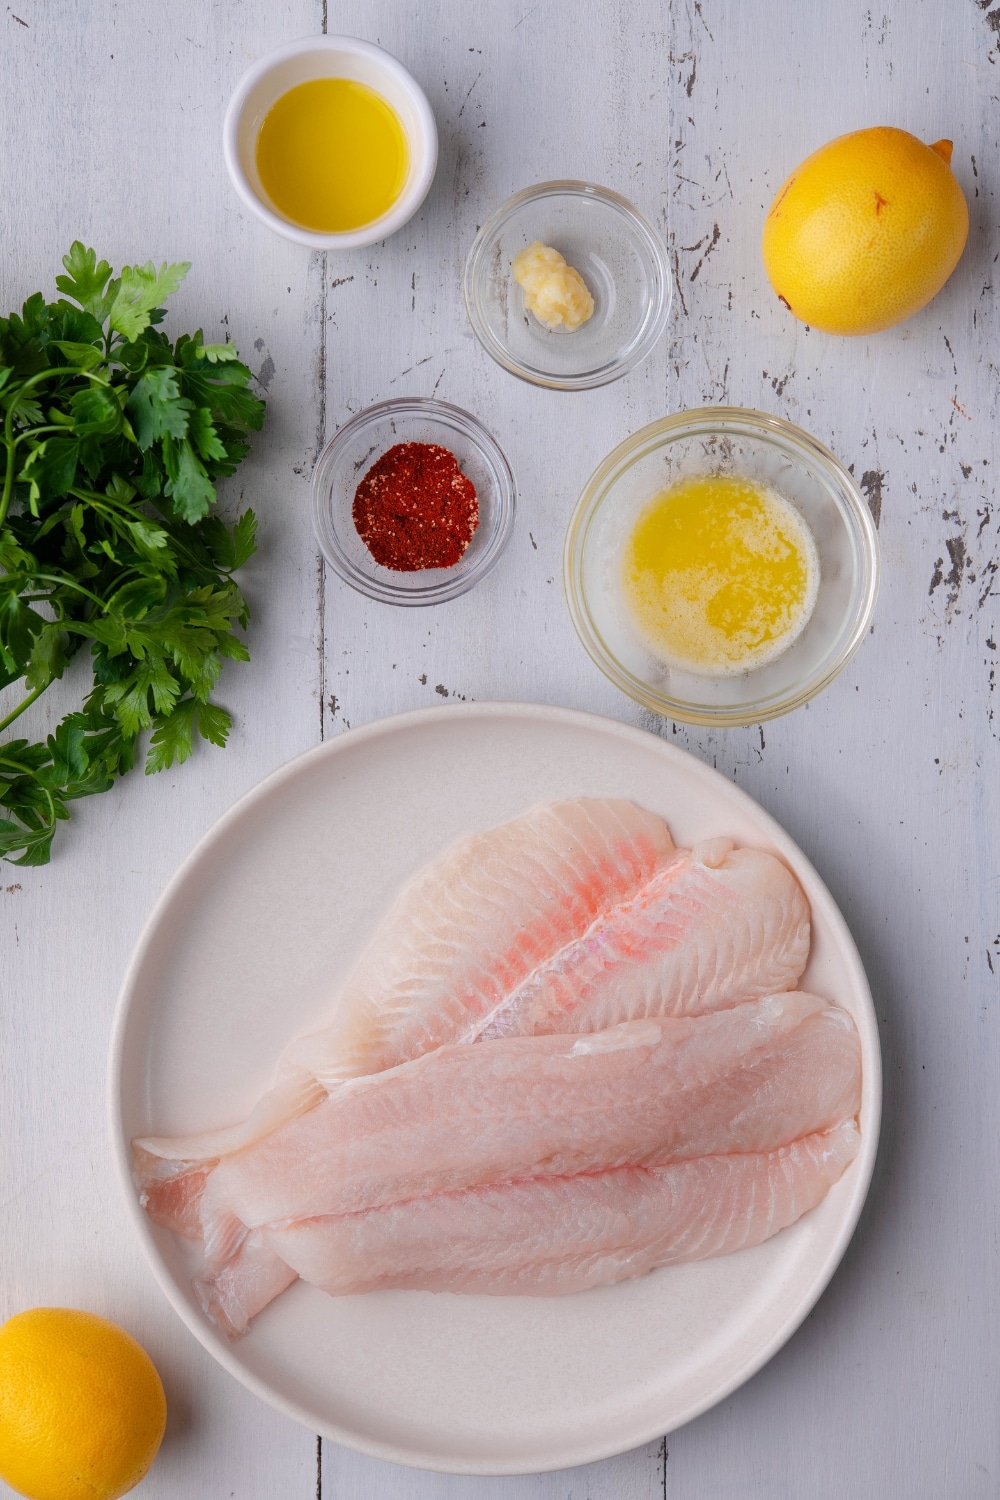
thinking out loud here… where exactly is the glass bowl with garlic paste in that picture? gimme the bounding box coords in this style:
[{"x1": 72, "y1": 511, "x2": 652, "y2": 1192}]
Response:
[
  {"x1": 564, "y1": 408, "x2": 879, "y2": 726},
  {"x1": 463, "y1": 181, "x2": 671, "y2": 390}
]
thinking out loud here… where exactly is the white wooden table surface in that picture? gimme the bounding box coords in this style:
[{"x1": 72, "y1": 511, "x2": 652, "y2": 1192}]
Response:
[{"x1": 2, "y1": 1, "x2": 998, "y2": 1495}]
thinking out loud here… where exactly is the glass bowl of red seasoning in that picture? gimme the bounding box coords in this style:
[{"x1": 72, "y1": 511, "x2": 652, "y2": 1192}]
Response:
[{"x1": 312, "y1": 397, "x2": 517, "y2": 605}]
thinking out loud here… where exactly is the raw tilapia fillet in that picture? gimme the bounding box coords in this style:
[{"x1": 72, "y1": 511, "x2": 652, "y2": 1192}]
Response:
[
  {"x1": 135, "y1": 813, "x2": 810, "y2": 1178},
  {"x1": 192, "y1": 994, "x2": 861, "y2": 1284},
  {"x1": 136, "y1": 797, "x2": 676, "y2": 1166},
  {"x1": 471, "y1": 837, "x2": 810, "y2": 1040},
  {"x1": 259, "y1": 1123, "x2": 861, "y2": 1298},
  {"x1": 196, "y1": 1231, "x2": 298, "y2": 1338}
]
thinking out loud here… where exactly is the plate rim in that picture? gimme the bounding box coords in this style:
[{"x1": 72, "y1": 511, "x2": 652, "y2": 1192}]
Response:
[{"x1": 107, "y1": 701, "x2": 882, "y2": 1474}]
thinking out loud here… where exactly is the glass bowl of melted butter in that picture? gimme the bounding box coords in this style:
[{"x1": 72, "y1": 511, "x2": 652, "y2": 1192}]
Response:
[{"x1": 564, "y1": 408, "x2": 879, "y2": 725}]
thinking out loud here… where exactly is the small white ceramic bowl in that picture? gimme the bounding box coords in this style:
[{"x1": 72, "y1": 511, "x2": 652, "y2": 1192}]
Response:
[{"x1": 223, "y1": 35, "x2": 438, "y2": 250}]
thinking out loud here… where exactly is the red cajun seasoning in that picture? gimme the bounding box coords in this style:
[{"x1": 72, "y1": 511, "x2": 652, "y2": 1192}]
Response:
[{"x1": 352, "y1": 441, "x2": 479, "y2": 572}]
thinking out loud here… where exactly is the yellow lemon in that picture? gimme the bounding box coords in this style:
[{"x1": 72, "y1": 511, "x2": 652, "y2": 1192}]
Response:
[
  {"x1": 0, "y1": 1308, "x2": 166, "y2": 1500},
  {"x1": 762, "y1": 126, "x2": 969, "y2": 335}
]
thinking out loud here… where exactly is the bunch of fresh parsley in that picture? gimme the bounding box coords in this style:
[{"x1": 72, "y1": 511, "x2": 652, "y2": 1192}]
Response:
[{"x1": 0, "y1": 244, "x2": 265, "y2": 865}]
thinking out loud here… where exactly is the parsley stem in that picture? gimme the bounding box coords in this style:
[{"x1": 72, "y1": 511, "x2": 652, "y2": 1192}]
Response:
[
  {"x1": 70, "y1": 484, "x2": 128, "y2": 507},
  {"x1": 4, "y1": 366, "x2": 109, "y2": 443},
  {"x1": 68, "y1": 489, "x2": 138, "y2": 526},
  {"x1": 0, "y1": 681, "x2": 48, "y2": 735},
  {"x1": 0, "y1": 440, "x2": 14, "y2": 530},
  {"x1": 11, "y1": 424, "x2": 74, "y2": 447},
  {"x1": 0, "y1": 366, "x2": 108, "y2": 529},
  {"x1": 31, "y1": 572, "x2": 108, "y2": 609},
  {"x1": 69, "y1": 486, "x2": 226, "y2": 577}
]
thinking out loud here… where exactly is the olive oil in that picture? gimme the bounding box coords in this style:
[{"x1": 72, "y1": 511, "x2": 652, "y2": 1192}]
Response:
[
  {"x1": 622, "y1": 473, "x2": 818, "y2": 675},
  {"x1": 256, "y1": 78, "x2": 408, "y2": 233}
]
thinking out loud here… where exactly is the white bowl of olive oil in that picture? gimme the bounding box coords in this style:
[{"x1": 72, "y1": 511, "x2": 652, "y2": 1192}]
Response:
[
  {"x1": 564, "y1": 409, "x2": 880, "y2": 727},
  {"x1": 223, "y1": 36, "x2": 438, "y2": 250}
]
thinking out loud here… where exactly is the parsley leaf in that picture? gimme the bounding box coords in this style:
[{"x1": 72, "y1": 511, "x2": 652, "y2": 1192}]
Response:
[
  {"x1": 109, "y1": 260, "x2": 191, "y2": 342},
  {"x1": 146, "y1": 696, "x2": 231, "y2": 773},
  {"x1": 163, "y1": 436, "x2": 217, "y2": 522},
  {"x1": 0, "y1": 245, "x2": 264, "y2": 864},
  {"x1": 127, "y1": 368, "x2": 192, "y2": 448},
  {"x1": 55, "y1": 242, "x2": 118, "y2": 323}
]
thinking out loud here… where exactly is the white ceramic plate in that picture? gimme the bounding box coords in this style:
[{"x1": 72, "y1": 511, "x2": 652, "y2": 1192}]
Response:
[{"x1": 109, "y1": 703, "x2": 881, "y2": 1475}]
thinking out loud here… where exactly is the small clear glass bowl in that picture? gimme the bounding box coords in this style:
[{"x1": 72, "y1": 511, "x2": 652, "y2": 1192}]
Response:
[
  {"x1": 312, "y1": 398, "x2": 516, "y2": 606},
  {"x1": 564, "y1": 408, "x2": 880, "y2": 726},
  {"x1": 463, "y1": 181, "x2": 671, "y2": 391}
]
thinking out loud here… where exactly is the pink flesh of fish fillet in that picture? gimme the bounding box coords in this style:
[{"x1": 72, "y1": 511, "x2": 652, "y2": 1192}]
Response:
[
  {"x1": 196, "y1": 1120, "x2": 860, "y2": 1333},
  {"x1": 470, "y1": 838, "x2": 810, "y2": 1040},
  {"x1": 188, "y1": 993, "x2": 861, "y2": 1328},
  {"x1": 135, "y1": 816, "x2": 809, "y2": 1181},
  {"x1": 135, "y1": 798, "x2": 677, "y2": 1167},
  {"x1": 253, "y1": 1123, "x2": 860, "y2": 1301},
  {"x1": 130, "y1": 801, "x2": 845, "y2": 1338}
]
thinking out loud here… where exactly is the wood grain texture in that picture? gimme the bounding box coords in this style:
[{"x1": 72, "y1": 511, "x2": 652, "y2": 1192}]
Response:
[
  {"x1": 0, "y1": 3, "x2": 324, "y2": 1495},
  {"x1": 658, "y1": 5, "x2": 1000, "y2": 1497},
  {"x1": 2, "y1": 0, "x2": 999, "y2": 1495}
]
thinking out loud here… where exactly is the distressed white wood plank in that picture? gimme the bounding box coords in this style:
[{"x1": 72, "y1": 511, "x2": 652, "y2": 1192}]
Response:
[
  {"x1": 658, "y1": 1, "x2": 1000, "y2": 1496},
  {"x1": 320, "y1": 0, "x2": 674, "y2": 734},
  {"x1": 321, "y1": 1439, "x2": 667, "y2": 1500},
  {"x1": 0, "y1": 3, "x2": 325, "y2": 1496}
]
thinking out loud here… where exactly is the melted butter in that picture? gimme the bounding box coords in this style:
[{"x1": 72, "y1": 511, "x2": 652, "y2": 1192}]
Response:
[
  {"x1": 256, "y1": 78, "x2": 408, "y2": 233},
  {"x1": 622, "y1": 473, "x2": 818, "y2": 676}
]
